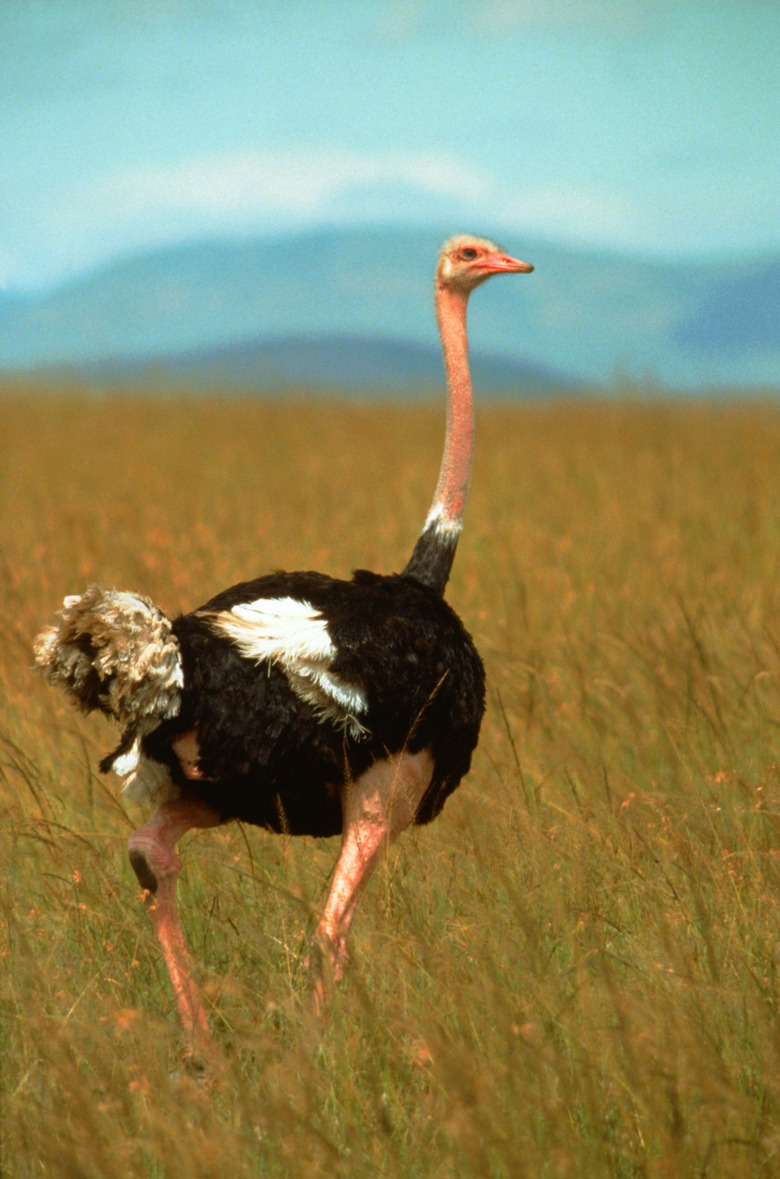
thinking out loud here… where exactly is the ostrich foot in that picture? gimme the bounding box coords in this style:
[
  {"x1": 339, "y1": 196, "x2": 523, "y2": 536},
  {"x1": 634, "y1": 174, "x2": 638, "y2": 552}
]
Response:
[{"x1": 304, "y1": 931, "x2": 350, "y2": 1014}]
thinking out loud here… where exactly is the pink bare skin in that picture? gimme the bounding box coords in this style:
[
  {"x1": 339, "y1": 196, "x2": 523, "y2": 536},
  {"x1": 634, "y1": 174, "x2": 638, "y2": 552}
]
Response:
[
  {"x1": 171, "y1": 729, "x2": 204, "y2": 779},
  {"x1": 305, "y1": 747, "x2": 434, "y2": 1012},
  {"x1": 127, "y1": 796, "x2": 223, "y2": 1065},
  {"x1": 431, "y1": 244, "x2": 533, "y2": 528},
  {"x1": 129, "y1": 733, "x2": 434, "y2": 1049}
]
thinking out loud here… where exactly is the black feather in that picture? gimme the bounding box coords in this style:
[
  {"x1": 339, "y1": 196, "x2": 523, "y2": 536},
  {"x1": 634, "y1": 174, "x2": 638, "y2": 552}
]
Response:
[
  {"x1": 402, "y1": 522, "x2": 460, "y2": 595},
  {"x1": 139, "y1": 568, "x2": 484, "y2": 836}
]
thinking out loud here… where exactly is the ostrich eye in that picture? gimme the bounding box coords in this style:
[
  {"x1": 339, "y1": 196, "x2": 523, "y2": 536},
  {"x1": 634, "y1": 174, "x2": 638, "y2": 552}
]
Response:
[{"x1": 460, "y1": 247, "x2": 479, "y2": 261}]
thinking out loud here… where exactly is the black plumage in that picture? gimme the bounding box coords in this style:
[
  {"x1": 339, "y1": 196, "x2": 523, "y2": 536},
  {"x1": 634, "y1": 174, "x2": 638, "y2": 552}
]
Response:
[
  {"x1": 403, "y1": 520, "x2": 461, "y2": 595},
  {"x1": 140, "y1": 569, "x2": 484, "y2": 836}
]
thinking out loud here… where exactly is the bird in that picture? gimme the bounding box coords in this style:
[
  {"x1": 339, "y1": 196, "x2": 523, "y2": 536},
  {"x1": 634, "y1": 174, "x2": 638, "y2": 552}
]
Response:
[{"x1": 33, "y1": 235, "x2": 534, "y2": 1059}]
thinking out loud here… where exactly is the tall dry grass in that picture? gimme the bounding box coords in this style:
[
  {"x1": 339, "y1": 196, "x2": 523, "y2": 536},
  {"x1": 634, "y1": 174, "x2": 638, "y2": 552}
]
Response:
[{"x1": 2, "y1": 388, "x2": 780, "y2": 1177}]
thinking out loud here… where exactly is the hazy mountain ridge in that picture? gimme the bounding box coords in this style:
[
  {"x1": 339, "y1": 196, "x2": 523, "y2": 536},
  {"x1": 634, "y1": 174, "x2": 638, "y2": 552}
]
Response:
[
  {"x1": 1, "y1": 226, "x2": 777, "y2": 392},
  {"x1": 71, "y1": 333, "x2": 570, "y2": 397}
]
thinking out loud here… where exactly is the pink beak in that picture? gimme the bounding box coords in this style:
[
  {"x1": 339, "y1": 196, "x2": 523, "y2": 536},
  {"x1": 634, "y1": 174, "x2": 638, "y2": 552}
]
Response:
[{"x1": 478, "y1": 252, "x2": 534, "y2": 275}]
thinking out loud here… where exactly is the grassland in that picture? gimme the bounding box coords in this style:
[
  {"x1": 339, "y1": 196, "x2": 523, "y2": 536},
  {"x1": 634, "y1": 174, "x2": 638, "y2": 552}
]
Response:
[{"x1": 1, "y1": 388, "x2": 780, "y2": 1177}]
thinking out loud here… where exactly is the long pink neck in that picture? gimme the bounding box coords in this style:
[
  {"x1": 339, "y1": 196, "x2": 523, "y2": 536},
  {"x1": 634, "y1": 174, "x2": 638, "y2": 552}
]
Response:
[
  {"x1": 402, "y1": 278, "x2": 474, "y2": 592},
  {"x1": 428, "y1": 281, "x2": 473, "y2": 531}
]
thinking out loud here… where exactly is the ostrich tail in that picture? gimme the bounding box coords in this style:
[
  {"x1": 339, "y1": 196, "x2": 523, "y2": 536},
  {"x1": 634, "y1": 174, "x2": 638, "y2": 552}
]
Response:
[
  {"x1": 402, "y1": 517, "x2": 461, "y2": 595},
  {"x1": 33, "y1": 585, "x2": 183, "y2": 730}
]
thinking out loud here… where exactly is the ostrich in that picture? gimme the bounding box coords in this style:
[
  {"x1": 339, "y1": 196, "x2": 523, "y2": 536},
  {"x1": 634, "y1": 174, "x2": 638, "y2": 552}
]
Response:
[{"x1": 34, "y1": 235, "x2": 534, "y2": 1057}]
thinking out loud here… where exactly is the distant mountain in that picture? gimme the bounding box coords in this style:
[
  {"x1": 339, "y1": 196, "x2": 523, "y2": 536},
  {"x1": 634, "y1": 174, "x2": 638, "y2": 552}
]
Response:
[
  {"x1": 0, "y1": 290, "x2": 32, "y2": 325},
  {"x1": 672, "y1": 258, "x2": 780, "y2": 356},
  {"x1": 0, "y1": 226, "x2": 777, "y2": 393},
  {"x1": 74, "y1": 333, "x2": 570, "y2": 397}
]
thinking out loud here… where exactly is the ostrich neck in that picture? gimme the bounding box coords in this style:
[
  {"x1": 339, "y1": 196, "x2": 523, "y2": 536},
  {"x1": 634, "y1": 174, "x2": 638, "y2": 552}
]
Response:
[{"x1": 430, "y1": 282, "x2": 473, "y2": 531}]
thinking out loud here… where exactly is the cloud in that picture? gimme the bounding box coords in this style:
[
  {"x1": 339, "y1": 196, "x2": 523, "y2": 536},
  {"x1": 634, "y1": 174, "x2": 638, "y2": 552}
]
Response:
[
  {"x1": 77, "y1": 153, "x2": 648, "y2": 256},
  {"x1": 0, "y1": 147, "x2": 491, "y2": 287},
  {"x1": 2, "y1": 147, "x2": 494, "y2": 288},
  {"x1": 85, "y1": 149, "x2": 490, "y2": 225}
]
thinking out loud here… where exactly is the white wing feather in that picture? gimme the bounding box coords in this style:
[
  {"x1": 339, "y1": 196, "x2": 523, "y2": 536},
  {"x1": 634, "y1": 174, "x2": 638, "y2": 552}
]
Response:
[{"x1": 205, "y1": 597, "x2": 368, "y2": 736}]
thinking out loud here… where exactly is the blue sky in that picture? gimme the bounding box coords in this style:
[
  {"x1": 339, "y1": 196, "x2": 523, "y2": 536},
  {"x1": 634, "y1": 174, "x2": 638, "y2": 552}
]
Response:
[{"x1": 2, "y1": 0, "x2": 779, "y2": 291}]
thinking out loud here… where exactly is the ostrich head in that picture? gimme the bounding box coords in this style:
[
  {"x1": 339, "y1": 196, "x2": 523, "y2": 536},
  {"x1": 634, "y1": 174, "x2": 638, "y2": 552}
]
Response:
[{"x1": 437, "y1": 235, "x2": 534, "y2": 292}]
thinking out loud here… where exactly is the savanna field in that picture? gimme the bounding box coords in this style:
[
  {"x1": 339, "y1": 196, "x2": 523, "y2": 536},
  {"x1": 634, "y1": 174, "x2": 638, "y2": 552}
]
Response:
[{"x1": 1, "y1": 388, "x2": 780, "y2": 1177}]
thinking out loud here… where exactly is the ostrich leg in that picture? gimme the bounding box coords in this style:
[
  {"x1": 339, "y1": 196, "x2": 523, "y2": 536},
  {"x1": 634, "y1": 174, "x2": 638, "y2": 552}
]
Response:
[
  {"x1": 306, "y1": 749, "x2": 434, "y2": 1010},
  {"x1": 128, "y1": 797, "x2": 223, "y2": 1059}
]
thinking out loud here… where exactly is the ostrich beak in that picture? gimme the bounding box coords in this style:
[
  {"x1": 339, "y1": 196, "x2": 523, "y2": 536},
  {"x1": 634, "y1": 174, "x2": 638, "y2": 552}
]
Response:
[{"x1": 479, "y1": 252, "x2": 534, "y2": 275}]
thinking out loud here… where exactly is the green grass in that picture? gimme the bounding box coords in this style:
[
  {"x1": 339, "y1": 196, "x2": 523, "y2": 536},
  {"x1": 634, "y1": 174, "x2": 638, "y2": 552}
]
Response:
[{"x1": 2, "y1": 389, "x2": 780, "y2": 1176}]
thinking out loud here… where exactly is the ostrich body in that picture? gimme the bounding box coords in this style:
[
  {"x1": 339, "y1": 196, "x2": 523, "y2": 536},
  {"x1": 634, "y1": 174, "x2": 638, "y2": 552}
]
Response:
[{"x1": 34, "y1": 236, "x2": 533, "y2": 1055}]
